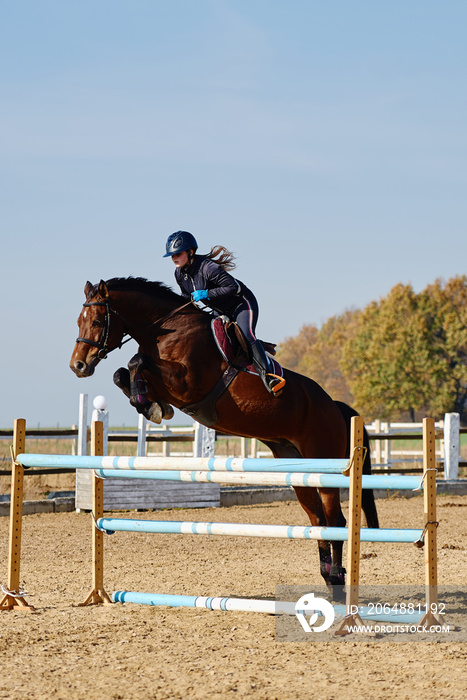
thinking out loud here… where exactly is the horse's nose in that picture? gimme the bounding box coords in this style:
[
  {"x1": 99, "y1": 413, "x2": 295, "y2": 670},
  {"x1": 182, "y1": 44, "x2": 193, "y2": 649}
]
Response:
[{"x1": 73, "y1": 359, "x2": 87, "y2": 373}]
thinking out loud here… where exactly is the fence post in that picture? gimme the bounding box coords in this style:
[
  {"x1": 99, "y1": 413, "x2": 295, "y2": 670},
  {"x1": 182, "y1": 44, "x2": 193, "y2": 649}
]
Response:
[
  {"x1": 384, "y1": 422, "x2": 390, "y2": 466},
  {"x1": 92, "y1": 398, "x2": 109, "y2": 456},
  {"x1": 241, "y1": 438, "x2": 248, "y2": 458},
  {"x1": 420, "y1": 417, "x2": 442, "y2": 627},
  {"x1": 443, "y1": 412, "x2": 460, "y2": 480},
  {"x1": 374, "y1": 419, "x2": 381, "y2": 464},
  {"x1": 0, "y1": 419, "x2": 34, "y2": 612},
  {"x1": 77, "y1": 393, "x2": 88, "y2": 456},
  {"x1": 251, "y1": 438, "x2": 258, "y2": 458},
  {"x1": 194, "y1": 422, "x2": 215, "y2": 458},
  {"x1": 162, "y1": 425, "x2": 171, "y2": 457},
  {"x1": 335, "y1": 415, "x2": 364, "y2": 635},
  {"x1": 79, "y1": 421, "x2": 112, "y2": 606},
  {"x1": 137, "y1": 414, "x2": 147, "y2": 457}
]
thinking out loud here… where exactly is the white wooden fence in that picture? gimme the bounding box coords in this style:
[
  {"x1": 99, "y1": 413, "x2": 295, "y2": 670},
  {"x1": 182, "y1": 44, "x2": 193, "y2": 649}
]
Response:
[{"x1": 366, "y1": 414, "x2": 461, "y2": 479}]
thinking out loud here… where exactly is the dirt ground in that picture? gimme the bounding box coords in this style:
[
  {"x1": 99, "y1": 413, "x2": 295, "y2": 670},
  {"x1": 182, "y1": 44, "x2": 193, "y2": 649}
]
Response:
[{"x1": 1, "y1": 494, "x2": 466, "y2": 700}]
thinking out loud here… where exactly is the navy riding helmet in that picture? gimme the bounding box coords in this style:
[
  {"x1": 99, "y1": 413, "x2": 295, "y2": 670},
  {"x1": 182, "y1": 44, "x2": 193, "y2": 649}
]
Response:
[{"x1": 163, "y1": 231, "x2": 198, "y2": 258}]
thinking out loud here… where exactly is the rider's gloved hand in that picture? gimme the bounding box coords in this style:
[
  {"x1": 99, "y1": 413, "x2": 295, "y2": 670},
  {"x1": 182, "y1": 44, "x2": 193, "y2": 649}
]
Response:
[{"x1": 192, "y1": 290, "x2": 209, "y2": 302}]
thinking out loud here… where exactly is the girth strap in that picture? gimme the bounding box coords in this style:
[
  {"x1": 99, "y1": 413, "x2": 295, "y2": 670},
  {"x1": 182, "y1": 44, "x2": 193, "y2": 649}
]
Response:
[{"x1": 180, "y1": 362, "x2": 242, "y2": 428}]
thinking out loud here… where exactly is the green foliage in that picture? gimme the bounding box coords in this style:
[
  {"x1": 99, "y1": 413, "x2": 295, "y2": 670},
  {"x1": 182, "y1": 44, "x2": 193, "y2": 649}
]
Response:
[
  {"x1": 277, "y1": 312, "x2": 358, "y2": 404},
  {"x1": 418, "y1": 276, "x2": 467, "y2": 418},
  {"x1": 341, "y1": 284, "x2": 434, "y2": 420},
  {"x1": 278, "y1": 275, "x2": 467, "y2": 422},
  {"x1": 276, "y1": 324, "x2": 318, "y2": 377}
]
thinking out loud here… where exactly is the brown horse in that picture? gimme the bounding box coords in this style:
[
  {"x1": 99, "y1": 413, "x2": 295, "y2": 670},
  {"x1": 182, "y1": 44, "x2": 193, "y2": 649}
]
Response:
[{"x1": 70, "y1": 277, "x2": 378, "y2": 599}]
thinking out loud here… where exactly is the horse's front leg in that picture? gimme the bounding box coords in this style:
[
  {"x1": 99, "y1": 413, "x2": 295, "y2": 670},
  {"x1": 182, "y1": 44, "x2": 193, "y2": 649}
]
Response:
[
  {"x1": 128, "y1": 353, "x2": 174, "y2": 422},
  {"x1": 263, "y1": 441, "x2": 346, "y2": 602},
  {"x1": 113, "y1": 365, "x2": 162, "y2": 422},
  {"x1": 113, "y1": 354, "x2": 174, "y2": 424}
]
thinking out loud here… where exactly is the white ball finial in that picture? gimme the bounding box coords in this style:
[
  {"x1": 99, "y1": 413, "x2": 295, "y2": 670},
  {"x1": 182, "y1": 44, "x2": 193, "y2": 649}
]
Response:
[{"x1": 93, "y1": 395, "x2": 108, "y2": 410}]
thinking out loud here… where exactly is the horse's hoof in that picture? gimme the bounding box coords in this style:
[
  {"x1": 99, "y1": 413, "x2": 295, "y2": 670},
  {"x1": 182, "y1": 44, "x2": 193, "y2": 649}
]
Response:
[
  {"x1": 331, "y1": 585, "x2": 346, "y2": 603},
  {"x1": 329, "y1": 565, "x2": 346, "y2": 602},
  {"x1": 162, "y1": 404, "x2": 175, "y2": 420},
  {"x1": 146, "y1": 402, "x2": 163, "y2": 424},
  {"x1": 330, "y1": 564, "x2": 346, "y2": 584}
]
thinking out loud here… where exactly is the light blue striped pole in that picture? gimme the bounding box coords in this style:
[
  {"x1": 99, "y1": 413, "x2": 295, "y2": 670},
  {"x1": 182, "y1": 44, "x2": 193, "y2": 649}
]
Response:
[
  {"x1": 112, "y1": 591, "x2": 296, "y2": 614},
  {"x1": 16, "y1": 453, "x2": 350, "y2": 474},
  {"x1": 14, "y1": 453, "x2": 424, "y2": 489},
  {"x1": 112, "y1": 591, "x2": 424, "y2": 624},
  {"x1": 98, "y1": 518, "x2": 423, "y2": 543},
  {"x1": 93, "y1": 468, "x2": 421, "y2": 491}
]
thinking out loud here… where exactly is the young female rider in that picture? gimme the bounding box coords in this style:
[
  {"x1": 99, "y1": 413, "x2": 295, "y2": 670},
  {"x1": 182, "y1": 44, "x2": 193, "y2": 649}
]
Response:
[{"x1": 164, "y1": 230, "x2": 285, "y2": 395}]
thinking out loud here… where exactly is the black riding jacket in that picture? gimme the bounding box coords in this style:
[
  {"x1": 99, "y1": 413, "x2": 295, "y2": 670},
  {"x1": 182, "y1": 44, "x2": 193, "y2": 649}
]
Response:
[{"x1": 174, "y1": 255, "x2": 252, "y2": 316}]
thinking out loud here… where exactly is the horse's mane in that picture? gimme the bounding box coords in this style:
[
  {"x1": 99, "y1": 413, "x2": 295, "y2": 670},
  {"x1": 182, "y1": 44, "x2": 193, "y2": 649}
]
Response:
[{"x1": 93, "y1": 277, "x2": 182, "y2": 301}]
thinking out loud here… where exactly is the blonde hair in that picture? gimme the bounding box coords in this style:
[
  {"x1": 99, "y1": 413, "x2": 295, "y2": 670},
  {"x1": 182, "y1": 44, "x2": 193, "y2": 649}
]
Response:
[{"x1": 204, "y1": 245, "x2": 236, "y2": 272}]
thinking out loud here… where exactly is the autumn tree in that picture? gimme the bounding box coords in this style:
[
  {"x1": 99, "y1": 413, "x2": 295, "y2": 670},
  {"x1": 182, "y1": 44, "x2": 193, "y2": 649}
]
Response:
[
  {"x1": 276, "y1": 324, "x2": 318, "y2": 377},
  {"x1": 278, "y1": 276, "x2": 467, "y2": 422},
  {"x1": 300, "y1": 311, "x2": 359, "y2": 405},
  {"x1": 277, "y1": 312, "x2": 358, "y2": 404},
  {"x1": 340, "y1": 284, "x2": 435, "y2": 420},
  {"x1": 340, "y1": 278, "x2": 467, "y2": 422},
  {"x1": 418, "y1": 276, "x2": 467, "y2": 421}
]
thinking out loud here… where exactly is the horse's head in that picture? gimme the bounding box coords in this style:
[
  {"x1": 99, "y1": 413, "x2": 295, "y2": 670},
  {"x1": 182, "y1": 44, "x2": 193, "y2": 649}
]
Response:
[{"x1": 70, "y1": 280, "x2": 127, "y2": 377}]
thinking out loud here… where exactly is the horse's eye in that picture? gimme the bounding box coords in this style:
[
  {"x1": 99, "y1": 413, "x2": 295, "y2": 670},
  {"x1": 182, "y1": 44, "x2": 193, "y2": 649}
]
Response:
[{"x1": 92, "y1": 320, "x2": 103, "y2": 328}]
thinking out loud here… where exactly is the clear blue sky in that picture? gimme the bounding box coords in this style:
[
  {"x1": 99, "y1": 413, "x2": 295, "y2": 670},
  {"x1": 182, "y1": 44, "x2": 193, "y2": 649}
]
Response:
[{"x1": 1, "y1": 1, "x2": 466, "y2": 428}]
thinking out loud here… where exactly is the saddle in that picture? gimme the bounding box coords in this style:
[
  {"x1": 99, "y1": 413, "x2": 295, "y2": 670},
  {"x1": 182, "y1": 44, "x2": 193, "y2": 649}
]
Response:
[
  {"x1": 180, "y1": 318, "x2": 283, "y2": 427},
  {"x1": 211, "y1": 318, "x2": 281, "y2": 376}
]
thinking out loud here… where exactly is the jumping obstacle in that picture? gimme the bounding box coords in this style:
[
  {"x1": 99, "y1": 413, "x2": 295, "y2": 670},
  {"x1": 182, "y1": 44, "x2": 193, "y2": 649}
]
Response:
[
  {"x1": 110, "y1": 591, "x2": 426, "y2": 625},
  {"x1": 16, "y1": 454, "x2": 352, "y2": 473},
  {"x1": 1, "y1": 417, "x2": 442, "y2": 635},
  {"x1": 14, "y1": 453, "x2": 423, "y2": 489},
  {"x1": 97, "y1": 518, "x2": 424, "y2": 543},
  {"x1": 90, "y1": 469, "x2": 425, "y2": 491}
]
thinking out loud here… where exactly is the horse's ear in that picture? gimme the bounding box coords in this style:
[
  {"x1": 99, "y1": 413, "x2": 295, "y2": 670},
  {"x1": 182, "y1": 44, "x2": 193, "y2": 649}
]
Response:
[
  {"x1": 98, "y1": 280, "x2": 109, "y2": 300},
  {"x1": 84, "y1": 281, "x2": 93, "y2": 299}
]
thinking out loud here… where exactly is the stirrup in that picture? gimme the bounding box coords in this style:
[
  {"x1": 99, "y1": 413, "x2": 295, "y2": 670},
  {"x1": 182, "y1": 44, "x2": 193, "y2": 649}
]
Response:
[{"x1": 266, "y1": 373, "x2": 286, "y2": 396}]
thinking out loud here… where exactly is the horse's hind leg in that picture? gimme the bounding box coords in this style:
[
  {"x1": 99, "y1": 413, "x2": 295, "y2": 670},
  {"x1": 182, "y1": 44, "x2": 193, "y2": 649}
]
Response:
[
  {"x1": 262, "y1": 439, "x2": 345, "y2": 601},
  {"x1": 361, "y1": 444, "x2": 379, "y2": 529},
  {"x1": 334, "y1": 400, "x2": 379, "y2": 528},
  {"x1": 294, "y1": 486, "x2": 346, "y2": 602}
]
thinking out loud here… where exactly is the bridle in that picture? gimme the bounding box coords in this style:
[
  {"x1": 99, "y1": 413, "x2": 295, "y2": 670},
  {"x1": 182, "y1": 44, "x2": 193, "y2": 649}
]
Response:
[
  {"x1": 76, "y1": 300, "x2": 132, "y2": 360},
  {"x1": 76, "y1": 297, "x2": 195, "y2": 361}
]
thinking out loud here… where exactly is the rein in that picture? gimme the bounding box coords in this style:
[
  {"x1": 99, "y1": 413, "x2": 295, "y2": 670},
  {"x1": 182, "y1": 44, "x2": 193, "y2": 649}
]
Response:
[
  {"x1": 76, "y1": 298, "x2": 195, "y2": 360},
  {"x1": 146, "y1": 300, "x2": 194, "y2": 330}
]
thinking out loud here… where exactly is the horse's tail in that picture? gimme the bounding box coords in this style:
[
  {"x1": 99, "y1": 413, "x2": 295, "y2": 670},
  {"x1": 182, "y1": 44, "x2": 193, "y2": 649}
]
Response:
[{"x1": 334, "y1": 400, "x2": 379, "y2": 529}]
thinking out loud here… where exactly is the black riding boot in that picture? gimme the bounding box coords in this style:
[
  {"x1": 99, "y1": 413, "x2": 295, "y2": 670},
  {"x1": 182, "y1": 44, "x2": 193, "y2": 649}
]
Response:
[{"x1": 250, "y1": 340, "x2": 285, "y2": 396}]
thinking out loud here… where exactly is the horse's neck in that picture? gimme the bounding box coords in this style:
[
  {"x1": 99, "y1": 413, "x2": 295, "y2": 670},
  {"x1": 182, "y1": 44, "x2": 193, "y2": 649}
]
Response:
[
  {"x1": 141, "y1": 291, "x2": 178, "y2": 317},
  {"x1": 112, "y1": 290, "x2": 222, "y2": 406},
  {"x1": 112, "y1": 290, "x2": 180, "y2": 338}
]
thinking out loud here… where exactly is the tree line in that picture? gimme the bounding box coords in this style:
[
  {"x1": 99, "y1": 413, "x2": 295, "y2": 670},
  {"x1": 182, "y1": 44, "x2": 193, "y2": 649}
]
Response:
[{"x1": 276, "y1": 275, "x2": 467, "y2": 424}]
